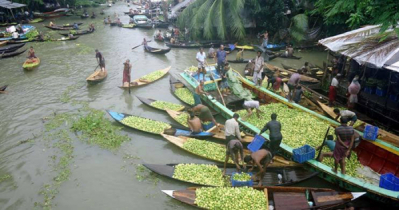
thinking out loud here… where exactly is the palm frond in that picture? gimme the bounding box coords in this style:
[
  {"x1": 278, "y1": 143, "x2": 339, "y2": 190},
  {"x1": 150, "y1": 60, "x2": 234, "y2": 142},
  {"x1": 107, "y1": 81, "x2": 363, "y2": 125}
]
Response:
[
  {"x1": 290, "y1": 14, "x2": 308, "y2": 42},
  {"x1": 215, "y1": 0, "x2": 226, "y2": 40},
  {"x1": 191, "y1": 0, "x2": 214, "y2": 39},
  {"x1": 226, "y1": 0, "x2": 246, "y2": 40},
  {"x1": 203, "y1": 0, "x2": 219, "y2": 39}
]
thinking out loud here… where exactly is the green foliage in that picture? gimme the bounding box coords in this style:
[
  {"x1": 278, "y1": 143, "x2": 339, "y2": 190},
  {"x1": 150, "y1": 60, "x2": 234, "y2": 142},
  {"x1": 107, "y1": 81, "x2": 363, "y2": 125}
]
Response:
[
  {"x1": 290, "y1": 14, "x2": 309, "y2": 42},
  {"x1": 177, "y1": 0, "x2": 246, "y2": 40}
]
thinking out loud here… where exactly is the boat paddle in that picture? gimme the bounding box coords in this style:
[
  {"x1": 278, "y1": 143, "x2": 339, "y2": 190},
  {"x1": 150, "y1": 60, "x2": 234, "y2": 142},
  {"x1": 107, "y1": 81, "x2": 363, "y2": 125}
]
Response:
[
  {"x1": 206, "y1": 63, "x2": 226, "y2": 106},
  {"x1": 131, "y1": 40, "x2": 152, "y2": 50},
  {"x1": 316, "y1": 126, "x2": 331, "y2": 161},
  {"x1": 93, "y1": 64, "x2": 99, "y2": 71},
  {"x1": 128, "y1": 66, "x2": 131, "y2": 94}
]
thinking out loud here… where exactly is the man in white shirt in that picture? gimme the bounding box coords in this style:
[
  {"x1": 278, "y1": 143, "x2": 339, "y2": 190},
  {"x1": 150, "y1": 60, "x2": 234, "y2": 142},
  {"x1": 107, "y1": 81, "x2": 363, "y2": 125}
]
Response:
[
  {"x1": 253, "y1": 51, "x2": 264, "y2": 86},
  {"x1": 242, "y1": 100, "x2": 263, "y2": 120},
  {"x1": 196, "y1": 47, "x2": 207, "y2": 81},
  {"x1": 225, "y1": 113, "x2": 242, "y2": 143},
  {"x1": 334, "y1": 108, "x2": 357, "y2": 126},
  {"x1": 329, "y1": 74, "x2": 341, "y2": 106}
]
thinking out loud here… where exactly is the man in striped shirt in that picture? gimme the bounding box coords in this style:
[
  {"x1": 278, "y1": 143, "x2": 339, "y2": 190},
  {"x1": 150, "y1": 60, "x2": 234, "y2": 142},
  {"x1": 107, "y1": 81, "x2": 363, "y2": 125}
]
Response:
[{"x1": 333, "y1": 117, "x2": 355, "y2": 175}]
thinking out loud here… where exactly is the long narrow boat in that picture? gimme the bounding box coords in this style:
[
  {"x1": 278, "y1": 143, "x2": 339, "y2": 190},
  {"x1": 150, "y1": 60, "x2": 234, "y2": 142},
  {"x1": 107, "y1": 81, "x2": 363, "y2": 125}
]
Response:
[
  {"x1": 119, "y1": 66, "x2": 171, "y2": 89},
  {"x1": 0, "y1": 43, "x2": 25, "y2": 53},
  {"x1": 144, "y1": 46, "x2": 171, "y2": 54},
  {"x1": 106, "y1": 110, "x2": 214, "y2": 138},
  {"x1": 317, "y1": 101, "x2": 399, "y2": 147},
  {"x1": 86, "y1": 70, "x2": 107, "y2": 84},
  {"x1": 161, "y1": 134, "x2": 299, "y2": 167},
  {"x1": 265, "y1": 63, "x2": 319, "y2": 83},
  {"x1": 62, "y1": 23, "x2": 83, "y2": 27},
  {"x1": 170, "y1": 75, "x2": 195, "y2": 106},
  {"x1": 136, "y1": 96, "x2": 185, "y2": 112},
  {"x1": 45, "y1": 25, "x2": 73, "y2": 31},
  {"x1": 59, "y1": 30, "x2": 94, "y2": 36},
  {"x1": 162, "y1": 186, "x2": 365, "y2": 210},
  {"x1": 278, "y1": 54, "x2": 302, "y2": 60},
  {"x1": 52, "y1": 36, "x2": 79, "y2": 41},
  {"x1": 144, "y1": 163, "x2": 318, "y2": 187},
  {"x1": 22, "y1": 58, "x2": 40, "y2": 70},
  {"x1": 165, "y1": 109, "x2": 253, "y2": 142},
  {"x1": 34, "y1": 9, "x2": 70, "y2": 19},
  {"x1": 166, "y1": 42, "x2": 212, "y2": 49},
  {"x1": 0, "y1": 85, "x2": 8, "y2": 94},
  {"x1": 178, "y1": 70, "x2": 399, "y2": 205},
  {"x1": 0, "y1": 49, "x2": 26, "y2": 59}
]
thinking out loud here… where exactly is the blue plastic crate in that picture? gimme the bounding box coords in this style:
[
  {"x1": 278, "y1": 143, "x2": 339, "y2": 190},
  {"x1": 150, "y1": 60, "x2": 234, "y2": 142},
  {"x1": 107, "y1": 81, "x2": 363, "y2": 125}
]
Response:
[
  {"x1": 247, "y1": 135, "x2": 266, "y2": 152},
  {"x1": 376, "y1": 88, "x2": 387, "y2": 97},
  {"x1": 364, "y1": 87, "x2": 375, "y2": 94},
  {"x1": 379, "y1": 173, "x2": 399, "y2": 191},
  {"x1": 202, "y1": 122, "x2": 215, "y2": 130},
  {"x1": 231, "y1": 172, "x2": 253, "y2": 187},
  {"x1": 292, "y1": 145, "x2": 315, "y2": 163},
  {"x1": 389, "y1": 94, "x2": 398, "y2": 102},
  {"x1": 363, "y1": 125, "x2": 379, "y2": 141}
]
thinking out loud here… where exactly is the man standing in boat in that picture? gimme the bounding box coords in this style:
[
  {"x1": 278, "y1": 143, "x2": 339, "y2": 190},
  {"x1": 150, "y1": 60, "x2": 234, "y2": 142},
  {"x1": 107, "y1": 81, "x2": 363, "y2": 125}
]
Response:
[
  {"x1": 122, "y1": 59, "x2": 131, "y2": 87},
  {"x1": 215, "y1": 45, "x2": 227, "y2": 75},
  {"x1": 333, "y1": 117, "x2": 355, "y2": 175},
  {"x1": 223, "y1": 139, "x2": 245, "y2": 175},
  {"x1": 287, "y1": 69, "x2": 302, "y2": 102},
  {"x1": 196, "y1": 47, "x2": 207, "y2": 81},
  {"x1": 194, "y1": 80, "x2": 208, "y2": 106},
  {"x1": 95, "y1": 49, "x2": 106, "y2": 74},
  {"x1": 329, "y1": 74, "x2": 341, "y2": 106},
  {"x1": 259, "y1": 113, "x2": 282, "y2": 158},
  {"x1": 253, "y1": 51, "x2": 265, "y2": 86},
  {"x1": 244, "y1": 148, "x2": 273, "y2": 186},
  {"x1": 225, "y1": 113, "x2": 242, "y2": 143}
]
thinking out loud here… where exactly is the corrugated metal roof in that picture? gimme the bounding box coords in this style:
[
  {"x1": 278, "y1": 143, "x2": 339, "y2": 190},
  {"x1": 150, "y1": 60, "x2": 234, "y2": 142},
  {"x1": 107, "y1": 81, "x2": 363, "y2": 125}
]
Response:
[{"x1": 0, "y1": 0, "x2": 26, "y2": 9}]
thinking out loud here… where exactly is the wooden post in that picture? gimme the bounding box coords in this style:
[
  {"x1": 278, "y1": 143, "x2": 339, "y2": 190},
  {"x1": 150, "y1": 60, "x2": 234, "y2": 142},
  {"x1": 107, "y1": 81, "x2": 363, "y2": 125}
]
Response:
[{"x1": 384, "y1": 71, "x2": 392, "y2": 109}]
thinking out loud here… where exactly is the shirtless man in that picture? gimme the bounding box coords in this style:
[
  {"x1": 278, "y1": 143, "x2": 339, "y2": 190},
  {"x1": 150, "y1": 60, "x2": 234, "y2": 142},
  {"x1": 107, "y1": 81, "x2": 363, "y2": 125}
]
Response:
[
  {"x1": 244, "y1": 149, "x2": 273, "y2": 186},
  {"x1": 187, "y1": 112, "x2": 202, "y2": 134},
  {"x1": 188, "y1": 104, "x2": 219, "y2": 127}
]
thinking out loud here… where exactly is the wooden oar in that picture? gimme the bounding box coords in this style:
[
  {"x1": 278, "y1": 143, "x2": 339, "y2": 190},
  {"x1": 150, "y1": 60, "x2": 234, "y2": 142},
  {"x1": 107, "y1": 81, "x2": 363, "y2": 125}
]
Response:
[
  {"x1": 93, "y1": 64, "x2": 99, "y2": 71},
  {"x1": 207, "y1": 63, "x2": 226, "y2": 106},
  {"x1": 316, "y1": 126, "x2": 331, "y2": 161},
  {"x1": 131, "y1": 40, "x2": 152, "y2": 49}
]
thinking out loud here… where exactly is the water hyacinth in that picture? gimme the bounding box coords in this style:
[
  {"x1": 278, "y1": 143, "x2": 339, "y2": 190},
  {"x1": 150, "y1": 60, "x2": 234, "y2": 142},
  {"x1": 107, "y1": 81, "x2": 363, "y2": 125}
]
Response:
[
  {"x1": 174, "y1": 112, "x2": 189, "y2": 127},
  {"x1": 140, "y1": 70, "x2": 166, "y2": 82},
  {"x1": 182, "y1": 138, "x2": 233, "y2": 163},
  {"x1": 174, "y1": 88, "x2": 194, "y2": 105},
  {"x1": 237, "y1": 103, "x2": 363, "y2": 178},
  {"x1": 173, "y1": 164, "x2": 225, "y2": 186},
  {"x1": 150, "y1": 101, "x2": 184, "y2": 111},
  {"x1": 195, "y1": 187, "x2": 267, "y2": 209},
  {"x1": 121, "y1": 116, "x2": 171, "y2": 134}
]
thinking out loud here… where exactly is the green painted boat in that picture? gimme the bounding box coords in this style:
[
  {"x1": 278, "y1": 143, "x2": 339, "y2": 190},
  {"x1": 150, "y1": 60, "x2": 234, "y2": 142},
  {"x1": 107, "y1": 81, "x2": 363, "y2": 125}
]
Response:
[{"x1": 178, "y1": 70, "x2": 399, "y2": 206}]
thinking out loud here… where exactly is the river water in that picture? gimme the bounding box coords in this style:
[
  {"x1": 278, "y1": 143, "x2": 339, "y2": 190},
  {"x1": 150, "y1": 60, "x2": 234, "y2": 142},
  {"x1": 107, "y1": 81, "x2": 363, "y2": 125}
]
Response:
[{"x1": 0, "y1": 2, "x2": 378, "y2": 210}]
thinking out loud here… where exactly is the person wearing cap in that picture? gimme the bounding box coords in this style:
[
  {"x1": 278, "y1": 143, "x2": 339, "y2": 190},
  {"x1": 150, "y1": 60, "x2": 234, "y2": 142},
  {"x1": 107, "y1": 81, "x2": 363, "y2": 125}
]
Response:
[
  {"x1": 242, "y1": 100, "x2": 262, "y2": 120},
  {"x1": 225, "y1": 113, "x2": 242, "y2": 142},
  {"x1": 244, "y1": 148, "x2": 273, "y2": 186},
  {"x1": 253, "y1": 51, "x2": 265, "y2": 86},
  {"x1": 259, "y1": 113, "x2": 282, "y2": 157},
  {"x1": 287, "y1": 69, "x2": 302, "y2": 102},
  {"x1": 329, "y1": 74, "x2": 341, "y2": 106},
  {"x1": 223, "y1": 139, "x2": 245, "y2": 175},
  {"x1": 214, "y1": 45, "x2": 227, "y2": 75},
  {"x1": 95, "y1": 49, "x2": 106, "y2": 73},
  {"x1": 333, "y1": 108, "x2": 357, "y2": 126}
]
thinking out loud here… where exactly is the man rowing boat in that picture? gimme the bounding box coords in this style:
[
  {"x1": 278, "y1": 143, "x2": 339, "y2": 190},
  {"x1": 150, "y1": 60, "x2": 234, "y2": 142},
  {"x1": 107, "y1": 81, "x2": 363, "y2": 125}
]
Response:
[
  {"x1": 27, "y1": 46, "x2": 36, "y2": 59},
  {"x1": 95, "y1": 49, "x2": 106, "y2": 74}
]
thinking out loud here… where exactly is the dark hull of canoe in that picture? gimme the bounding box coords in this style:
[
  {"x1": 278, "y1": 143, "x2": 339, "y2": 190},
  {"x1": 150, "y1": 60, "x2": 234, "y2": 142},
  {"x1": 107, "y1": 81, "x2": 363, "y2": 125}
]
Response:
[
  {"x1": 106, "y1": 110, "x2": 211, "y2": 137},
  {"x1": 144, "y1": 163, "x2": 318, "y2": 187},
  {"x1": 0, "y1": 43, "x2": 25, "y2": 52},
  {"x1": 135, "y1": 24, "x2": 153, "y2": 29},
  {"x1": 227, "y1": 59, "x2": 251, "y2": 63},
  {"x1": 154, "y1": 23, "x2": 169, "y2": 28},
  {"x1": 87, "y1": 77, "x2": 106, "y2": 85},
  {"x1": 169, "y1": 75, "x2": 193, "y2": 106},
  {"x1": 59, "y1": 30, "x2": 94, "y2": 36},
  {"x1": 45, "y1": 26, "x2": 72, "y2": 31},
  {"x1": 144, "y1": 47, "x2": 171, "y2": 54},
  {"x1": 281, "y1": 63, "x2": 295, "y2": 71},
  {"x1": 55, "y1": 36, "x2": 79, "y2": 41},
  {"x1": 0, "y1": 49, "x2": 26, "y2": 58},
  {"x1": 278, "y1": 55, "x2": 302, "y2": 60},
  {"x1": 61, "y1": 23, "x2": 83, "y2": 27},
  {"x1": 0, "y1": 85, "x2": 8, "y2": 91},
  {"x1": 81, "y1": 15, "x2": 89, "y2": 19},
  {"x1": 136, "y1": 96, "x2": 185, "y2": 112},
  {"x1": 166, "y1": 43, "x2": 212, "y2": 49}
]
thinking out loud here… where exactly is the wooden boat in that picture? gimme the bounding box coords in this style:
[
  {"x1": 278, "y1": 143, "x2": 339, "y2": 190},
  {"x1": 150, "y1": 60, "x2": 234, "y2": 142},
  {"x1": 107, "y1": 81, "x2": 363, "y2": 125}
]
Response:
[
  {"x1": 30, "y1": 18, "x2": 44, "y2": 23},
  {"x1": 0, "y1": 41, "x2": 7, "y2": 46},
  {"x1": 135, "y1": 24, "x2": 153, "y2": 29},
  {"x1": 170, "y1": 75, "x2": 195, "y2": 106},
  {"x1": 179, "y1": 70, "x2": 399, "y2": 205},
  {"x1": 0, "y1": 43, "x2": 25, "y2": 53},
  {"x1": 166, "y1": 42, "x2": 212, "y2": 49},
  {"x1": 45, "y1": 25, "x2": 73, "y2": 31},
  {"x1": 81, "y1": 14, "x2": 89, "y2": 19},
  {"x1": 161, "y1": 134, "x2": 298, "y2": 167},
  {"x1": 132, "y1": 15, "x2": 152, "y2": 28},
  {"x1": 162, "y1": 187, "x2": 365, "y2": 209},
  {"x1": 253, "y1": 43, "x2": 287, "y2": 51},
  {"x1": 136, "y1": 96, "x2": 185, "y2": 112},
  {"x1": 34, "y1": 9, "x2": 70, "y2": 19},
  {"x1": 106, "y1": 110, "x2": 214, "y2": 138},
  {"x1": 0, "y1": 85, "x2": 8, "y2": 94},
  {"x1": 122, "y1": 24, "x2": 136, "y2": 29},
  {"x1": 278, "y1": 54, "x2": 302, "y2": 60},
  {"x1": 153, "y1": 35, "x2": 164, "y2": 42},
  {"x1": 22, "y1": 58, "x2": 40, "y2": 70},
  {"x1": 144, "y1": 46, "x2": 171, "y2": 54},
  {"x1": 62, "y1": 23, "x2": 83, "y2": 27},
  {"x1": 227, "y1": 59, "x2": 251, "y2": 63},
  {"x1": 0, "y1": 48, "x2": 26, "y2": 59},
  {"x1": 59, "y1": 30, "x2": 94, "y2": 36},
  {"x1": 144, "y1": 163, "x2": 318, "y2": 187},
  {"x1": 53, "y1": 36, "x2": 79, "y2": 41},
  {"x1": 86, "y1": 70, "x2": 107, "y2": 84},
  {"x1": 265, "y1": 63, "x2": 319, "y2": 83},
  {"x1": 165, "y1": 109, "x2": 254, "y2": 143},
  {"x1": 119, "y1": 66, "x2": 171, "y2": 89},
  {"x1": 317, "y1": 101, "x2": 399, "y2": 147},
  {"x1": 153, "y1": 21, "x2": 169, "y2": 28}
]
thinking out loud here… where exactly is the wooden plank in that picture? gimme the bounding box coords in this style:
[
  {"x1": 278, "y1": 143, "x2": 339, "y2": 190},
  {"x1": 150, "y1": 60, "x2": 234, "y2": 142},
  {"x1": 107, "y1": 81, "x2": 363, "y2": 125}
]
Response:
[
  {"x1": 312, "y1": 191, "x2": 353, "y2": 207},
  {"x1": 273, "y1": 192, "x2": 309, "y2": 210},
  {"x1": 264, "y1": 188, "x2": 269, "y2": 210}
]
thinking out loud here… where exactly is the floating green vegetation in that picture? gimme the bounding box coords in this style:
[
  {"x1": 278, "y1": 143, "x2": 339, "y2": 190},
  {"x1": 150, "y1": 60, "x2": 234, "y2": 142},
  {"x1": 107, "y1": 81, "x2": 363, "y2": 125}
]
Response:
[
  {"x1": 76, "y1": 43, "x2": 94, "y2": 55},
  {"x1": 59, "y1": 82, "x2": 85, "y2": 103},
  {"x1": 0, "y1": 174, "x2": 11, "y2": 183},
  {"x1": 135, "y1": 164, "x2": 159, "y2": 186},
  {"x1": 71, "y1": 109, "x2": 130, "y2": 150}
]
